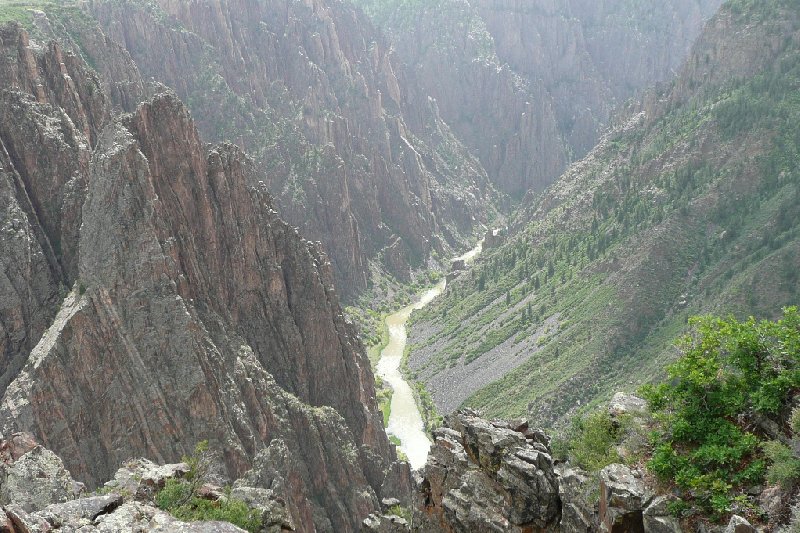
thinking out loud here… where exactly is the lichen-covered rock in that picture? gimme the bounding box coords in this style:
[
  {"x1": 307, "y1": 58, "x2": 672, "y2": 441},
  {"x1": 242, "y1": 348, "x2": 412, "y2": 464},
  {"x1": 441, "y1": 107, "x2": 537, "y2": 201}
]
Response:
[
  {"x1": 415, "y1": 410, "x2": 561, "y2": 532},
  {"x1": 608, "y1": 393, "x2": 648, "y2": 417},
  {"x1": 4, "y1": 499, "x2": 249, "y2": 532},
  {"x1": 362, "y1": 513, "x2": 410, "y2": 533},
  {"x1": 102, "y1": 459, "x2": 191, "y2": 501},
  {"x1": 0, "y1": 433, "x2": 84, "y2": 512},
  {"x1": 641, "y1": 496, "x2": 682, "y2": 533},
  {"x1": 229, "y1": 486, "x2": 294, "y2": 533},
  {"x1": 724, "y1": 515, "x2": 756, "y2": 533},
  {"x1": 556, "y1": 464, "x2": 598, "y2": 532}
]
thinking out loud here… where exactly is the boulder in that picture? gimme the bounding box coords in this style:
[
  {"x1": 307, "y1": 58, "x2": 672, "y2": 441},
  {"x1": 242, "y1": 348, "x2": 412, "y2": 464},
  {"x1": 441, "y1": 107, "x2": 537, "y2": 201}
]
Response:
[
  {"x1": 362, "y1": 513, "x2": 410, "y2": 532},
  {"x1": 102, "y1": 459, "x2": 191, "y2": 501},
  {"x1": 229, "y1": 486, "x2": 294, "y2": 533},
  {"x1": 643, "y1": 496, "x2": 682, "y2": 533},
  {"x1": 724, "y1": 515, "x2": 756, "y2": 533},
  {"x1": 0, "y1": 434, "x2": 84, "y2": 512},
  {"x1": 758, "y1": 485, "x2": 784, "y2": 525},
  {"x1": 608, "y1": 393, "x2": 648, "y2": 417},
  {"x1": 599, "y1": 464, "x2": 650, "y2": 532}
]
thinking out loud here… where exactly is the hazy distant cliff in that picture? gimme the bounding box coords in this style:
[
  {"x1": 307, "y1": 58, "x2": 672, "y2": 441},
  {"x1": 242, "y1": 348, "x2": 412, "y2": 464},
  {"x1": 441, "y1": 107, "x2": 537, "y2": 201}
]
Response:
[
  {"x1": 356, "y1": 0, "x2": 723, "y2": 197},
  {"x1": 73, "y1": 0, "x2": 494, "y2": 297}
]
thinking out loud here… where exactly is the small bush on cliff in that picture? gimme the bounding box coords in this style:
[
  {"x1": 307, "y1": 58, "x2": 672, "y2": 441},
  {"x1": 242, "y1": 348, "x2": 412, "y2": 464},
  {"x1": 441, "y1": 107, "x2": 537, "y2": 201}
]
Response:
[
  {"x1": 641, "y1": 307, "x2": 800, "y2": 521},
  {"x1": 568, "y1": 411, "x2": 624, "y2": 472},
  {"x1": 155, "y1": 441, "x2": 262, "y2": 532},
  {"x1": 553, "y1": 410, "x2": 641, "y2": 472}
]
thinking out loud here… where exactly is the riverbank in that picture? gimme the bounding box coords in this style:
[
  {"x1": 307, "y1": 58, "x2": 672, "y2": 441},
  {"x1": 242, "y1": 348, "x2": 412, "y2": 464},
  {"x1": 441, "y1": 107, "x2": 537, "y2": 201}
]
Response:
[{"x1": 375, "y1": 241, "x2": 484, "y2": 469}]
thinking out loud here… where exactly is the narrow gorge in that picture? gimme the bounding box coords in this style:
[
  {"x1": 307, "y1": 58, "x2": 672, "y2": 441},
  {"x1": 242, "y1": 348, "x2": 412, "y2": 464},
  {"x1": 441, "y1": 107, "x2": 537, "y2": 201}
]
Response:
[{"x1": 0, "y1": 0, "x2": 797, "y2": 531}]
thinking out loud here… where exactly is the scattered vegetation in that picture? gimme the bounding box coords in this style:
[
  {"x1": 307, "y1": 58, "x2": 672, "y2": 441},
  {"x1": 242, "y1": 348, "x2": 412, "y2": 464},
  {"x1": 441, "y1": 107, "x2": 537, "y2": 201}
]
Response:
[
  {"x1": 405, "y1": 0, "x2": 800, "y2": 424},
  {"x1": 155, "y1": 442, "x2": 262, "y2": 532}
]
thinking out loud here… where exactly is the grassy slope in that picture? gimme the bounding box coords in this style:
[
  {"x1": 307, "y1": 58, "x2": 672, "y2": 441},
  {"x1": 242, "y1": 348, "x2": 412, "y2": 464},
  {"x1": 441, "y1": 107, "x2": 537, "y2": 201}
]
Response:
[{"x1": 410, "y1": 0, "x2": 800, "y2": 425}]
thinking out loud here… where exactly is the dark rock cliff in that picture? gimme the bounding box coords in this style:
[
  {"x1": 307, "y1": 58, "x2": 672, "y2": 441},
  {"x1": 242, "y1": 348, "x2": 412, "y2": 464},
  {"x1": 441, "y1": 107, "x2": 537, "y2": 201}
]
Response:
[
  {"x1": 0, "y1": 22, "x2": 400, "y2": 532},
  {"x1": 69, "y1": 0, "x2": 494, "y2": 298}
]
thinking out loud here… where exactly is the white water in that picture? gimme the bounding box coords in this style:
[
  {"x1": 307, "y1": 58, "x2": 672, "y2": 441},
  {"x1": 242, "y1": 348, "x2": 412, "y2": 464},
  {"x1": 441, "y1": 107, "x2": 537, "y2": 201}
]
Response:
[{"x1": 376, "y1": 241, "x2": 482, "y2": 469}]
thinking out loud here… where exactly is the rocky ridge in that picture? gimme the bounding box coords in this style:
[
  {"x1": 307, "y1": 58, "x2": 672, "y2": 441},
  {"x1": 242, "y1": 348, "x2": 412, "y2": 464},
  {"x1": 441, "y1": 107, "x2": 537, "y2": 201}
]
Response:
[
  {"x1": 0, "y1": 432, "x2": 291, "y2": 532},
  {"x1": 0, "y1": 22, "x2": 406, "y2": 532},
  {"x1": 407, "y1": 400, "x2": 776, "y2": 533}
]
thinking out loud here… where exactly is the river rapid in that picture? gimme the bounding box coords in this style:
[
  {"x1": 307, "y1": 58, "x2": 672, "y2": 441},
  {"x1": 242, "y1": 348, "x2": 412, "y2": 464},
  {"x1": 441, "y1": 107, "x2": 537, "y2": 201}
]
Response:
[{"x1": 375, "y1": 242, "x2": 482, "y2": 469}]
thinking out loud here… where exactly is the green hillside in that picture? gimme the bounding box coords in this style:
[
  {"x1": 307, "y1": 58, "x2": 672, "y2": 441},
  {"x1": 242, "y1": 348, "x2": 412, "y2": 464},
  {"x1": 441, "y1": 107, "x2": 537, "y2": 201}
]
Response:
[{"x1": 408, "y1": 0, "x2": 800, "y2": 425}]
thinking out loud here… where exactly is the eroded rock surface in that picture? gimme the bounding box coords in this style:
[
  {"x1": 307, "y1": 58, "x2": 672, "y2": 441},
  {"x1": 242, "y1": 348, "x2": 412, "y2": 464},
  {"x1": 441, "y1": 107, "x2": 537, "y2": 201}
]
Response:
[
  {"x1": 0, "y1": 23, "x2": 398, "y2": 532},
  {"x1": 414, "y1": 410, "x2": 561, "y2": 532}
]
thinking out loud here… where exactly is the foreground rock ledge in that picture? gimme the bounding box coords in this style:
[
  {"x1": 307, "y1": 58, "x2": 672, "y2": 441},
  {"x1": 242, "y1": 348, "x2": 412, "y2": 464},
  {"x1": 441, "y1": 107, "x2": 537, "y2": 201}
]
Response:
[{"x1": 413, "y1": 410, "x2": 561, "y2": 532}]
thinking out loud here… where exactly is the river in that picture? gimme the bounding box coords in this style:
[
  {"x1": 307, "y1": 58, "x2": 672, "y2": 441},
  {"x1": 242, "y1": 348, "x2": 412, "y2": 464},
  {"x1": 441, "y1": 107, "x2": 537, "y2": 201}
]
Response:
[{"x1": 375, "y1": 241, "x2": 482, "y2": 469}]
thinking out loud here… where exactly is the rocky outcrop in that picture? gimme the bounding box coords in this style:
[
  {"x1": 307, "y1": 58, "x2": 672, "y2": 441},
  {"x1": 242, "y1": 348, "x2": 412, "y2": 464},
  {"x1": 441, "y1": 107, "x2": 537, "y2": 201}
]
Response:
[
  {"x1": 414, "y1": 410, "x2": 561, "y2": 532},
  {"x1": 0, "y1": 23, "x2": 399, "y2": 531},
  {"x1": 412, "y1": 408, "x2": 701, "y2": 533},
  {"x1": 0, "y1": 438, "x2": 275, "y2": 532},
  {"x1": 0, "y1": 432, "x2": 85, "y2": 513}
]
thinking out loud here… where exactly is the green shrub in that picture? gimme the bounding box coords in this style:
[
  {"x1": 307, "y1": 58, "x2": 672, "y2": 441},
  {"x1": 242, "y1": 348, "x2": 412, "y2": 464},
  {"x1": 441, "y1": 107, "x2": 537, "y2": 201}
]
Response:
[
  {"x1": 155, "y1": 442, "x2": 262, "y2": 532},
  {"x1": 568, "y1": 411, "x2": 624, "y2": 472},
  {"x1": 764, "y1": 440, "x2": 800, "y2": 489},
  {"x1": 640, "y1": 307, "x2": 800, "y2": 521},
  {"x1": 387, "y1": 504, "x2": 412, "y2": 522}
]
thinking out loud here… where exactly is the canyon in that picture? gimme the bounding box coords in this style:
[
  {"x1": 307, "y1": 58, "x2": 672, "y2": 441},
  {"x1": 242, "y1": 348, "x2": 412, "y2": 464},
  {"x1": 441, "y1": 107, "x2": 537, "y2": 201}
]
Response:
[{"x1": 0, "y1": 0, "x2": 797, "y2": 531}]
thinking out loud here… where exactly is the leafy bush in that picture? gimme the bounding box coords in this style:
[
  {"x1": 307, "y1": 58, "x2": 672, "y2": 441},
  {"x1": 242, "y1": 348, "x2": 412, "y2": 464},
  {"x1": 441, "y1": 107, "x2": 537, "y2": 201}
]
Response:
[
  {"x1": 567, "y1": 411, "x2": 625, "y2": 472},
  {"x1": 764, "y1": 440, "x2": 800, "y2": 489},
  {"x1": 155, "y1": 442, "x2": 262, "y2": 532},
  {"x1": 640, "y1": 307, "x2": 800, "y2": 521}
]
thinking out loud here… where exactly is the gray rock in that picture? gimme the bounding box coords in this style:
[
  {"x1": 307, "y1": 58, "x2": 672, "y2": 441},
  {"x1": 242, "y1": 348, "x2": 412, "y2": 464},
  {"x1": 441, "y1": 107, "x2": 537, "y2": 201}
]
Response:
[
  {"x1": 599, "y1": 464, "x2": 650, "y2": 533},
  {"x1": 103, "y1": 459, "x2": 190, "y2": 501},
  {"x1": 724, "y1": 515, "x2": 756, "y2": 533},
  {"x1": 759, "y1": 485, "x2": 783, "y2": 524},
  {"x1": 362, "y1": 512, "x2": 410, "y2": 532},
  {"x1": 608, "y1": 393, "x2": 648, "y2": 417},
  {"x1": 556, "y1": 464, "x2": 598, "y2": 532},
  {"x1": 0, "y1": 438, "x2": 82, "y2": 512},
  {"x1": 229, "y1": 486, "x2": 294, "y2": 532},
  {"x1": 380, "y1": 461, "x2": 413, "y2": 509},
  {"x1": 381, "y1": 498, "x2": 401, "y2": 509},
  {"x1": 415, "y1": 410, "x2": 560, "y2": 532},
  {"x1": 643, "y1": 515, "x2": 683, "y2": 533}
]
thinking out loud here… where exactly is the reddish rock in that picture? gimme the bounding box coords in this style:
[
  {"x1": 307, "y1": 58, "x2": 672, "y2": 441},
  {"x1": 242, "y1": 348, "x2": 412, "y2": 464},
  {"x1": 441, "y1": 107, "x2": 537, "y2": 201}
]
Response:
[{"x1": 0, "y1": 24, "x2": 394, "y2": 532}]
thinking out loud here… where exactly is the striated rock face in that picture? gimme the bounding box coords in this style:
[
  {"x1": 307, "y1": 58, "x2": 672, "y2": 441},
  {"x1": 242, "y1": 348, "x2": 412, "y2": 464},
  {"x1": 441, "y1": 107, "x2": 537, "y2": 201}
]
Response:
[
  {"x1": 360, "y1": 0, "x2": 722, "y2": 197},
  {"x1": 414, "y1": 410, "x2": 561, "y2": 532},
  {"x1": 76, "y1": 0, "x2": 493, "y2": 298},
  {"x1": 0, "y1": 24, "x2": 106, "y2": 394},
  {"x1": 0, "y1": 23, "x2": 398, "y2": 531}
]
